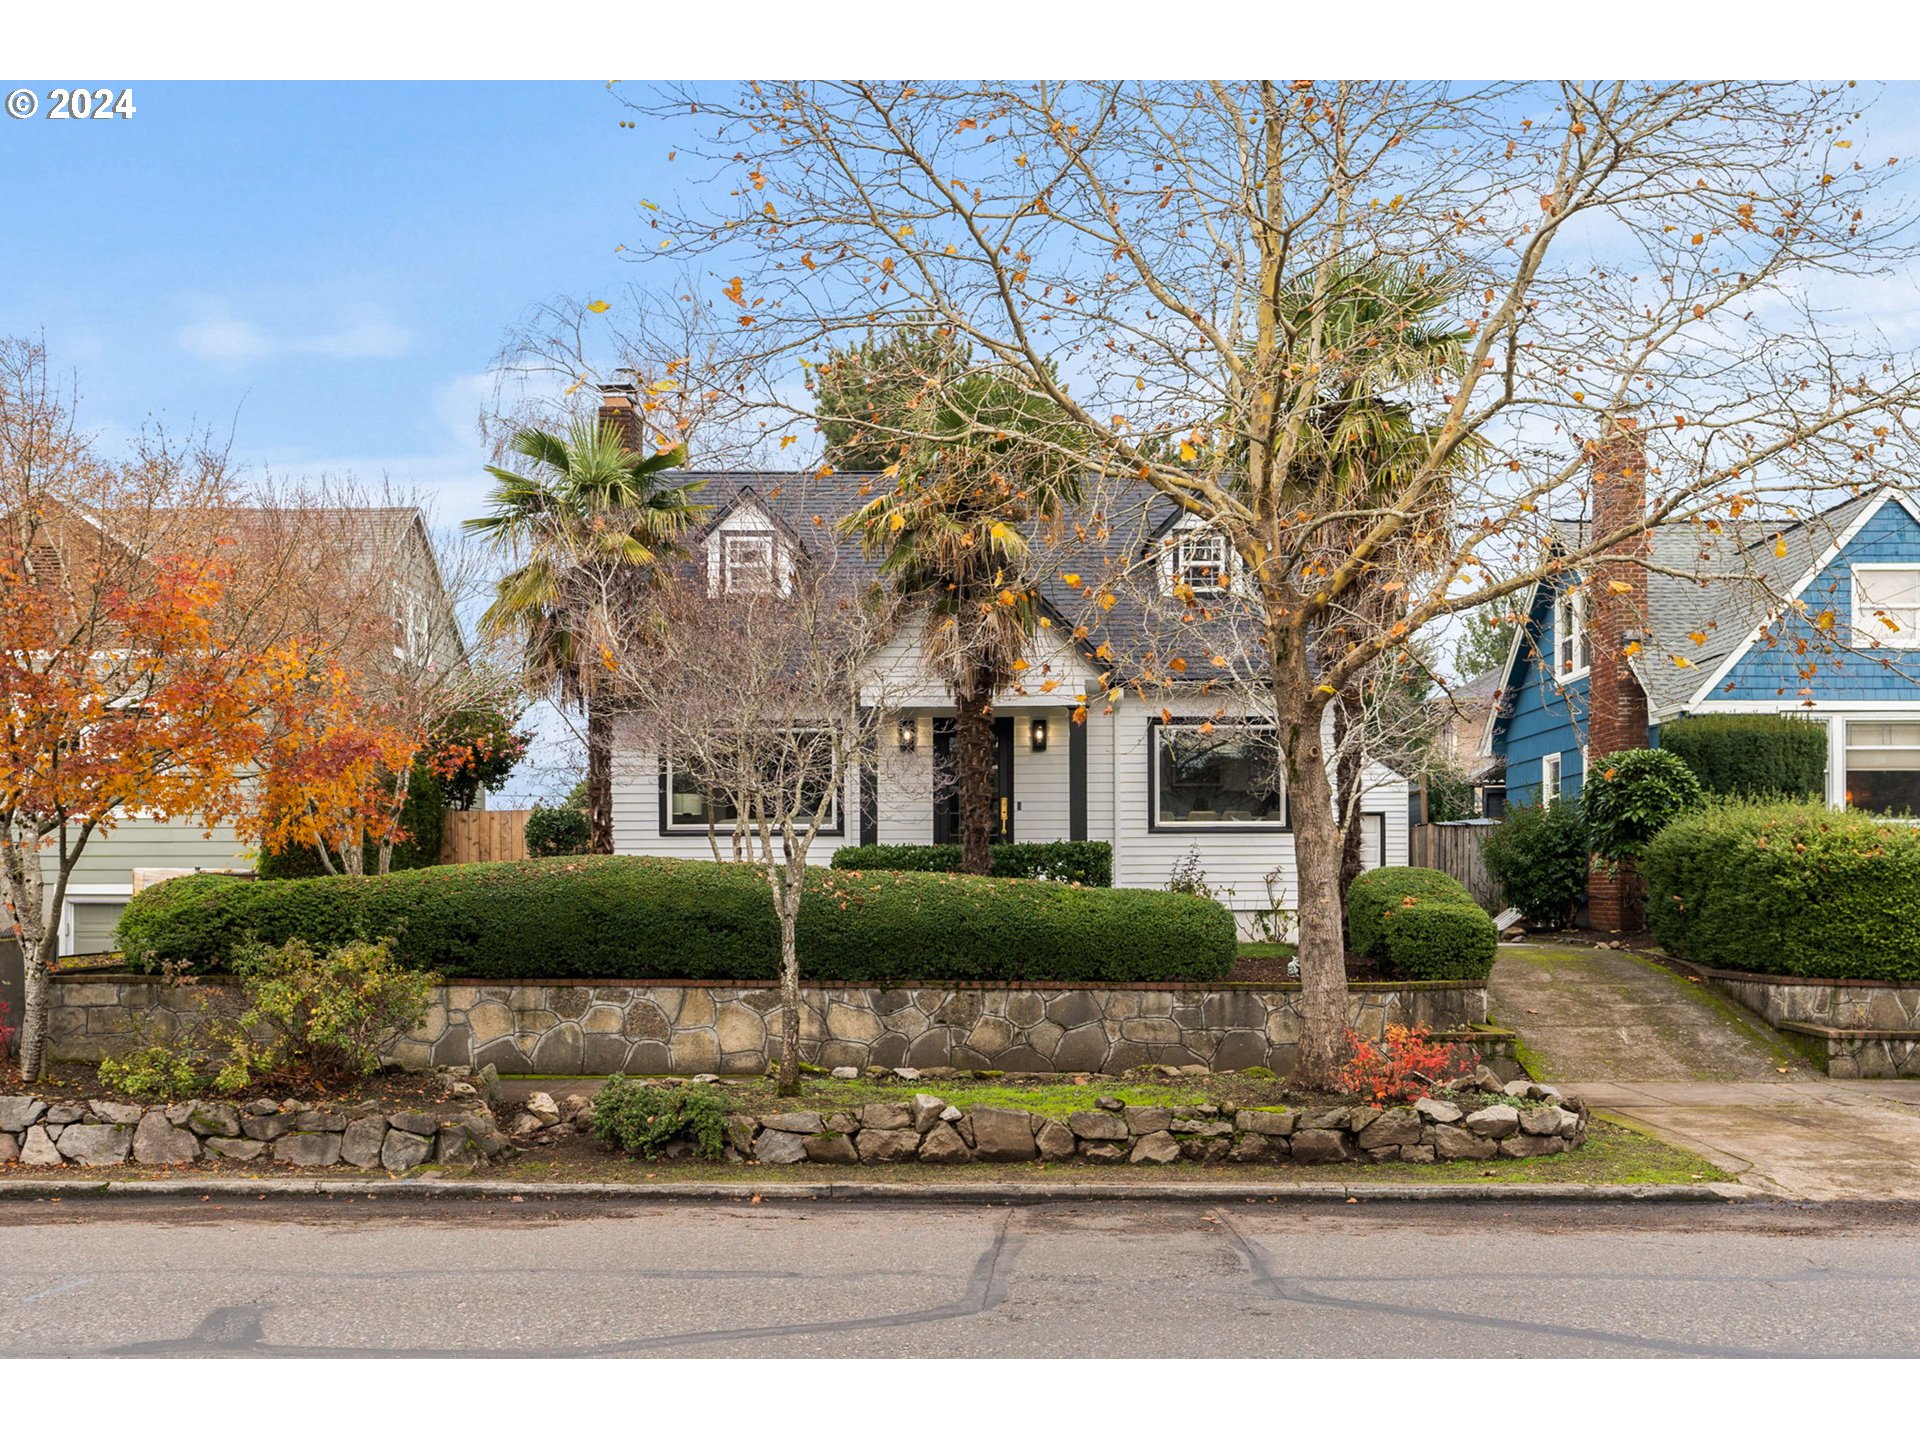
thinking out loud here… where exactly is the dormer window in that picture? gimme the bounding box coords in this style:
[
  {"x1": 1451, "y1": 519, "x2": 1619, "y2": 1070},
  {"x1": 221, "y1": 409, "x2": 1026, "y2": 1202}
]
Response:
[
  {"x1": 724, "y1": 533, "x2": 776, "y2": 594},
  {"x1": 1171, "y1": 529, "x2": 1228, "y2": 595}
]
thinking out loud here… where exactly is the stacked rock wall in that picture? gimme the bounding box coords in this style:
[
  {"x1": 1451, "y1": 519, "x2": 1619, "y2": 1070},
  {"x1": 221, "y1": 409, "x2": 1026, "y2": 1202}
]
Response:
[
  {"x1": 709, "y1": 1078, "x2": 1586, "y2": 1167},
  {"x1": 0, "y1": 1094, "x2": 506, "y2": 1171},
  {"x1": 50, "y1": 974, "x2": 1489, "y2": 1077}
]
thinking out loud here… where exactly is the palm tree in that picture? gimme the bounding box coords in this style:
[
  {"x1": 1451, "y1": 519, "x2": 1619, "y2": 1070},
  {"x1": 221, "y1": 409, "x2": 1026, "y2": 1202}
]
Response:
[
  {"x1": 840, "y1": 370, "x2": 1085, "y2": 874},
  {"x1": 466, "y1": 419, "x2": 704, "y2": 854},
  {"x1": 1272, "y1": 264, "x2": 1474, "y2": 902}
]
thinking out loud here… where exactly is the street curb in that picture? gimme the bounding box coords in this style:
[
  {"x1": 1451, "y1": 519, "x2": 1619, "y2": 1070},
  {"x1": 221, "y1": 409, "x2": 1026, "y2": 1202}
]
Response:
[{"x1": 0, "y1": 1177, "x2": 1764, "y2": 1205}]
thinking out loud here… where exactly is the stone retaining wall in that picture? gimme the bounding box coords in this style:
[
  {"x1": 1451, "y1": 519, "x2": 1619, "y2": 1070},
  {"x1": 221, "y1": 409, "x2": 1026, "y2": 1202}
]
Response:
[
  {"x1": 703, "y1": 1079, "x2": 1587, "y2": 1167},
  {"x1": 0, "y1": 1092, "x2": 507, "y2": 1171},
  {"x1": 1674, "y1": 961, "x2": 1920, "y2": 1079},
  {"x1": 49, "y1": 973, "x2": 1489, "y2": 1077}
]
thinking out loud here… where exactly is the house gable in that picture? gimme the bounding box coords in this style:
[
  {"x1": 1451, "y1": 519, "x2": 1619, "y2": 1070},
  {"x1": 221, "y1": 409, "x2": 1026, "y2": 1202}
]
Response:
[{"x1": 1700, "y1": 490, "x2": 1920, "y2": 709}]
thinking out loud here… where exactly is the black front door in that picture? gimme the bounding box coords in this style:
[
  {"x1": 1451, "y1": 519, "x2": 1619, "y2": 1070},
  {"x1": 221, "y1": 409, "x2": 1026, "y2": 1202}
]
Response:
[{"x1": 932, "y1": 715, "x2": 1015, "y2": 844}]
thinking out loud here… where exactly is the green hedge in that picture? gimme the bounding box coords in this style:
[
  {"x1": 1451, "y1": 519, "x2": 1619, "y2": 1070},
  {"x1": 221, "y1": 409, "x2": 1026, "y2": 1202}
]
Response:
[
  {"x1": 1658, "y1": 714, "x2": 1827, "y2": 800},
  {"x1": 1346, "y1": 866, "x2": 1477, "y2": 958},
  {"x1": 1642, "y1": 802, "x2": 1920, "y2": 980},
  {"x1": 115, "y1": 855, "x2": 1234, "y2": 984},
  {"x1": 1381, "y1": 900, "x2": 1499, "y2": 981},
  {"x1": 830, "y1": 841, "x2": 1112, "y2": 887}
]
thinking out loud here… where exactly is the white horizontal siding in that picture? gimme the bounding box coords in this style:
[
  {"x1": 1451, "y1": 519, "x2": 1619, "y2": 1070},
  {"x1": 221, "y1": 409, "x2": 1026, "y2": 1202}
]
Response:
[
  {"x1": 1103, "y1": 693, "x2": 1410, "y2": 936},
  {"x1": 610, "y1": 731, "x2": 866, "y2": 862}
]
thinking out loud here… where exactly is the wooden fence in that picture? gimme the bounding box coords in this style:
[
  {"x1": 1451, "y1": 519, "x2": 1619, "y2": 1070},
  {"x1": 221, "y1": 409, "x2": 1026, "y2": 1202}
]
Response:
[
  {"x1": 1407, "y1": 819, "x2": 1506, "y2": 912},
  {"x1": 441, "y1": 809, "x2": 531, "y2": 866}
]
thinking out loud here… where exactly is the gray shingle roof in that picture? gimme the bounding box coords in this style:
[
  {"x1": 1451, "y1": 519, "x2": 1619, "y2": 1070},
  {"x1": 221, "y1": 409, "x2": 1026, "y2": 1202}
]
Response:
[
  {"x1": 672, "y1": 470, "x2": 1235, "y2": 682},
  {"x1": 1552, "y1": 488, "x2": 1885, "y2": 713}
]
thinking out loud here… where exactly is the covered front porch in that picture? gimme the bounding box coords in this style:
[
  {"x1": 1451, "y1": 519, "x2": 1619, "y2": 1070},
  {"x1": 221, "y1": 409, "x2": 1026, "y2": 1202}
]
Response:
[{"x1": 865, "y1": 702, "x2": 1087, "y2": 848}]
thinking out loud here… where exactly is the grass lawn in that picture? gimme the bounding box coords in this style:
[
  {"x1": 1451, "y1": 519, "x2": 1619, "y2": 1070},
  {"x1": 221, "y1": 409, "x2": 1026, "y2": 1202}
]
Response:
[{"x1": 1236, "y1": 941, "x2": 1297, "y2": 960}]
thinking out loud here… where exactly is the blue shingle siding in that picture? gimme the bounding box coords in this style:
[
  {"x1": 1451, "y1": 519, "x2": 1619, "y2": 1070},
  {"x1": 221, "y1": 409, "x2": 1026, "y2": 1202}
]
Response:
[
  {"x1": 1714, "y1": 501, "x2": 1920, "y2": 705},
  {"x1": 1492, "y1": 576, "x2": 1589, "y2": 807}
]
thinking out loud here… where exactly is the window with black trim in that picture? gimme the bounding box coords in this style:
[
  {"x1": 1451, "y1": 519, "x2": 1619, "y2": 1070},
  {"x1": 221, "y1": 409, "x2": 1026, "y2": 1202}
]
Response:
[
  {"x1": 1152, "y1": 721, "x2": 1284, "y2": 826},
  {"x1": 664, "y1": 731, "x2": 841, "y2": 832}
]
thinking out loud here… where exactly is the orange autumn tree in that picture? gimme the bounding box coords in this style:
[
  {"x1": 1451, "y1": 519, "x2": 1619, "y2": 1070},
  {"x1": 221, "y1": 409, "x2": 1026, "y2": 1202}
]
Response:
[
  {"x1": 0, "y1": 529, "x2": 297, "y2": 1081},
  {"x1": 245, "y1": 653, "x2": 426, "y2": 877},
  {"x1": 0, "y1": 339, "x2": 331, "y2": 1079}
]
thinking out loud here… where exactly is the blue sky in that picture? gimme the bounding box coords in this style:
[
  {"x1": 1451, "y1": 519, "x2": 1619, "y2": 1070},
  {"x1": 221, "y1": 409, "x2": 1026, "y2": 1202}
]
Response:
[{"x1": 0, "y1": 81, "x2": 669, "y2": 520}]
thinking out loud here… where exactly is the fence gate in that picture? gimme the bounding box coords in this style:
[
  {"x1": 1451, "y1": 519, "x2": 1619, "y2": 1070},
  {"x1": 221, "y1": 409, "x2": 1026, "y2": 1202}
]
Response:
[
  {"x1": 1407, "y1": 819, "x2": 1505, "y2": 912},
  {"x1": 441, "y1": 809, "x2": 531, "y2": 865}
]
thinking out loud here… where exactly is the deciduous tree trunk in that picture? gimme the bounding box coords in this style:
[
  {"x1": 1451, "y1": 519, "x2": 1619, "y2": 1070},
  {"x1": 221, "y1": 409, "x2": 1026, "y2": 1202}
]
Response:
[
  {"x1": 954, "y1": 666, "x2": 996, "y2": 875},
  {"x1": 1, "y1": 830, "x2": 54, "y2": 1082},
  {"x1": 1332, "y1": 692, "x2": 1367, "y2": 927},
  {"x1": 587, "y1": 691, "x2": 614, "y2": 856},
  {"x1": 773, "y1": 863, "x2": 804, "y2": 1097},
  {"x1": 1271, "y1": 637, "x2": 1351, "y2": 1091}
]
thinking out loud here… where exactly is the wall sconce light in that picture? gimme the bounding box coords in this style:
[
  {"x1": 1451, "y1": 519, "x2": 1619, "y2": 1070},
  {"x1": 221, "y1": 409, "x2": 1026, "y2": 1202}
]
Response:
[
  {"x1": 1029, "y1": 717, "x2": 1049, "y2": 753},
  {"x1": 897, "y1": 718, "x2": 918, "y2": 753}
]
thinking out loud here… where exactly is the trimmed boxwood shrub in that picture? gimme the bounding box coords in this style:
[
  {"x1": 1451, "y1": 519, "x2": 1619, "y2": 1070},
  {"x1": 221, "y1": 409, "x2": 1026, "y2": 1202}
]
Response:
[
  {"x1": 1480, "y1": 802, "x2": 1589, "y2": 927},
  {"x1": 1658, "y1": 714, "x2": 1827, "y2": 801},
  {"x1": 1642, "y1": 802, "x2": 1920, "y2": 980},
  {"x1": 1380, "y1": 899, "x2": 1499, "y2": 981},
  {"x1": 1346, "y1": 866, "x2": 1476, "y2": 958},
  {"x1": 830, "y1": 841, "x2": 1112, "y2": 887},
  {"x1": 115, "y1": 855, "x2": 1234, "y2": 984}
]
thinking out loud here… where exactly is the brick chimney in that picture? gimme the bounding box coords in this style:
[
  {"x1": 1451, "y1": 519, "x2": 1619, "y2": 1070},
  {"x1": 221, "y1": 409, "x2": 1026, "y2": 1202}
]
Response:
[
  {"x1": 596, "y1": 382, "x2": 642, "y2": 453},
  {"x1": 1585, "y1": 416, "x2": 1651, "y2": 931}
]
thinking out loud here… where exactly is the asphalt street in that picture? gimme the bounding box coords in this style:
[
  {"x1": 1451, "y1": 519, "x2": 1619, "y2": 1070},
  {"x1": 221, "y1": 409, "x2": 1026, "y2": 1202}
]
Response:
[{"x1": 4, "y1": 1196, "x2": 1919, "y2": 1358}]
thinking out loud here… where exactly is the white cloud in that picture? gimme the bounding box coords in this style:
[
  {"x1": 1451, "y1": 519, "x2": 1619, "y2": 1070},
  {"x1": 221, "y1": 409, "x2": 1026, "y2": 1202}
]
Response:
[{"x1": 177, "y1": 304, "x2": 411, "y2": 362}]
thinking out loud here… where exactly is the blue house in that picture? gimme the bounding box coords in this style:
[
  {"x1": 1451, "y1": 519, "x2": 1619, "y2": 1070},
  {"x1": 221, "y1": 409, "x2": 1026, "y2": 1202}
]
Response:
[{"x1": 1488, "y1": 486, "x2": 1920, "y2": 813}]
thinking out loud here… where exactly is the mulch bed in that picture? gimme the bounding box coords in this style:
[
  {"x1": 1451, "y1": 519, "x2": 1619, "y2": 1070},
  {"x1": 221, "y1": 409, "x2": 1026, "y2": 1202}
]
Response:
[{"x1": 1228, "y1": 950, "x2": 1390, "y2": 984}]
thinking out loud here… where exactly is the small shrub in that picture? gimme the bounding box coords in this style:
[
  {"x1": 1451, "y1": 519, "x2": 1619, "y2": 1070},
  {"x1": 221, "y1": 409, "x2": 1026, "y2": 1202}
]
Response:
[
  {"x1": 1340, "y1": 1024, "x2": 1472, "y2": 1105},
  {"x1": 1643, "y1": 801, "x2": 1920, "y2": 980},
  {"x1": 98, "y1": 1044, "x2": 205, "y2": 1100},
  {"x1": 1659, "y1": 714, "x2": 1827, "y2": 800},
  {"x1": 1346, "y1": 866, "x2": 1475, "y2": 958},
  {"x1": 1481, "y1": 803, "x2": 1589, "y2": 928},
  {"x1": 525, "y1": 804, "x2": 591, "y2": 858},
  {"x1": 591, "y1": 1075, "x2": 728, "y2": 1160},
  {"x1": 1380, "y1": 899, "x2": 1500, "y2": 981},
  {"x1": 830, "y1": 840, "x2": 1112, "y2": 887},
  {"x1": 1165, "y1": 846, "x2": 1220, "y2": 902},
  {"x1": 1581, "y1": 748, "x2": 1705, "y2": 863},
  {"x1": 214, "y1": 938, "x2": 438, "y2": 1091}
]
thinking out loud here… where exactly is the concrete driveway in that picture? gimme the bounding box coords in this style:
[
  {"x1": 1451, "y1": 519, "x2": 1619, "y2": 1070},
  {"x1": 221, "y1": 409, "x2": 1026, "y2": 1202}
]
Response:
[{"x1": 1491, "y1": 944, "x2": 1920, "y2": 1201}]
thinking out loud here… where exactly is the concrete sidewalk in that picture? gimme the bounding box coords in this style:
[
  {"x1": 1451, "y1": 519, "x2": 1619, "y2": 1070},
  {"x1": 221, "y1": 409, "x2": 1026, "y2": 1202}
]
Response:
[
  {"x1": 1572, "y1": 1080, "x2": 1920, "y2": 1201},
  {"x1": 1492, "y1": 945, "x2": 1920, "y2": 1200}
]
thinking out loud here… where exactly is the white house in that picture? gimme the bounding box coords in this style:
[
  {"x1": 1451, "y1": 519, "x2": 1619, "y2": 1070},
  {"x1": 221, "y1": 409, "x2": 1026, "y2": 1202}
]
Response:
[{"x1": 609, "y1": 472, "x2": 1410, "y2": 935}]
